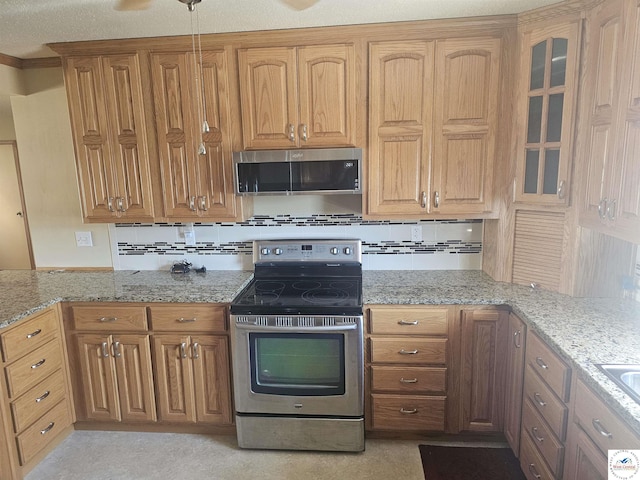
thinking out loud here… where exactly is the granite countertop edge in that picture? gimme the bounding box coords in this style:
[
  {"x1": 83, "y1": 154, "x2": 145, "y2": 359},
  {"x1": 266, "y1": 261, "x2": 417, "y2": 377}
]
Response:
[{"x1": 1, "y1": 269, "x2": 639, "y2": 439}]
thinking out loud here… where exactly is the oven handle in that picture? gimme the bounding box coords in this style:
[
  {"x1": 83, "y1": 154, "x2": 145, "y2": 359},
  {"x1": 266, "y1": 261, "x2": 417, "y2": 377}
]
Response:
[{"x1": 233, "y1": 323, "x2": 359, "y2": 333}]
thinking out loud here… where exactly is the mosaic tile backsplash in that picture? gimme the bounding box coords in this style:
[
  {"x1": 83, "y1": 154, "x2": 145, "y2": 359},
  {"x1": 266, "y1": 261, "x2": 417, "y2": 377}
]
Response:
[{"x1": 110, "y1": 215, "x2": 483, "y2": 271}]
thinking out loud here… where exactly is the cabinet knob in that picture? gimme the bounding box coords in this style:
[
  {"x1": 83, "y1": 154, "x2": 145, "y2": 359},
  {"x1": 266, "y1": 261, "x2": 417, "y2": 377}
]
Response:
[
  {"x1": 598, "y1": 198, "x2": 608, "y2": 219},
  {"x1": 420, "y1": 191, "x2": 427, "y2": 208},
  {"x1": 199, "y1": 195, "x2": 208, "y2": 212},
  {"x1": 116, "y1": 197, "x2": 126, "y2": 212},
  {"x1": 606, "y1": 198, "x2": 617, "y2": 221},
  {"x1": 300, "y1": 124, "x2": 308, "y2": 142},
  {"x1": 107, "y1": 197, "x2": 115, "y2": 212},
  {"x1": 433, "y1": 191, "x2": 440, "y2": 208},
  {"x1": 287, "y1": 123, "x2": 296, "y2": 143},
  {"x1": 557, "y1": 180, "x2": 566, "y2": 199}
]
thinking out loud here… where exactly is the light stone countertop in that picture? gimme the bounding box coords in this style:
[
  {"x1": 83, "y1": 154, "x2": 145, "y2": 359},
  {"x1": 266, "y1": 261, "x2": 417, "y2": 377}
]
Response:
[{"x1": 1, "y1": 269, "x2": 639, "y2": 439}]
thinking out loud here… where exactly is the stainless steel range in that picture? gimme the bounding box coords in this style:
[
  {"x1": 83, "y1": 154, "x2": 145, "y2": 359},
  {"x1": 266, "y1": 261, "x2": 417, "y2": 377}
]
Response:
[{"x1": 230, "y1": 239, "x2": 364, "y2": 452}]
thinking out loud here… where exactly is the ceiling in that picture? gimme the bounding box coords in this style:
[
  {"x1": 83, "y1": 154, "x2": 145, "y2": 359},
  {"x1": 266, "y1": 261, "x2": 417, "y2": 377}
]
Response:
[{"x1": 0, "y1": 0, "x2": 561, "y2": 59}]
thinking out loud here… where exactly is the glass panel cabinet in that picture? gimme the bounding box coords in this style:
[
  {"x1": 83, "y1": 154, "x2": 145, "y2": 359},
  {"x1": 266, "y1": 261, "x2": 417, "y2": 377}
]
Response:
[{"x1": 515, "y1": 23, "x2": 580, "y2": 205}]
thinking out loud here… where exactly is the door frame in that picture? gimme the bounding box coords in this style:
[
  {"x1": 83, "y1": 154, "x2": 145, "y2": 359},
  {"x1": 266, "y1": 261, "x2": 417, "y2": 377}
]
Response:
[{"x1": 1, "y1": 140, "x2": 35, "y2": 269}]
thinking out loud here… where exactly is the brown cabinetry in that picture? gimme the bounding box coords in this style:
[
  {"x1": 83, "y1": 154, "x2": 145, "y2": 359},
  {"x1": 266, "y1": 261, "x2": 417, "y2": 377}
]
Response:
[
  {"x1": 150, "y1": 304, "x2": 232, "y2": 425},
  {"x1": 64, "y1": 54, "x2": 155, "y2": 222},
  {"x1": 151, "y1": 50, "x2": 237, "y2": 220},
  {"x1": 0, "y1": 306, "x2": 74, "y2": 479},
  {"x1": 504, "y1": 312, "x2": 527, "y2": 455},
  {"x1": 366, "y1": 305, "x2": 452, "y2": 432},
  {"x1": 579, "y1": 0, "x2": 640, "y2": 243},
  {"x1": 520, "y1": 332, "x2": 571, "y2": 479},
  {"x1": 69, "y1": 304, "x2": 156, "y2": 423},
  {"x1": 367, "y1": 37, "x2": 501, "y2": 217},
  {"x1": 237, "y1": 44, "x2": 356, "y2": 149},
  {"x1": 458, "y1": 307, "x2": 508, "y2": 432}
]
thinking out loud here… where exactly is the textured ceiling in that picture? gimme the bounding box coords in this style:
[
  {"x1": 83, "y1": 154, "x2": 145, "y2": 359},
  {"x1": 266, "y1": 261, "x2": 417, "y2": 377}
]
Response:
[{"x1": 0, "y1": 0, "x2": 561, "y2": 59}]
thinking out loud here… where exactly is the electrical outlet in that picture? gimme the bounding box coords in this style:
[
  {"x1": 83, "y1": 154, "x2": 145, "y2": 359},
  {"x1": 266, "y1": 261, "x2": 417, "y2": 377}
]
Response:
[
  {"x1": 411, "y1": 225, "x2": 422, "y2": 242},
  {"x1": 75, "y1": 231, "x2": 93, "y2": 247},
  {"x1": 182, "y1": 223, "x2": 196, "y2": 246}
]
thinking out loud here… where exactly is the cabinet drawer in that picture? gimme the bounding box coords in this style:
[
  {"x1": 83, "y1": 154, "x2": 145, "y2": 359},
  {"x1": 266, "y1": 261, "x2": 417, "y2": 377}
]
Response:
[
  {"x1": 520, "y1": 431, "x2": 556, "y2": 480},
  {"x1": 574, "y1": 378, "x2": 640, "y2": 453},
  {"x1": 523, "y1": 364, "x2": 568, "y2": 441},
  {"x1": 526, "y1": 332, "x2": 571, "y2": 402},
  {"x1": 371, "y1": 366, "x2": 446, "y2": 394},
  {"x1": 16, "y1": 399, "x2": 72, "y2": 466},
  {"x1": 71, "y1": 304, "x2": 148, "y2": 331},
  {"x1": 1, "y1": 308, "x2": 59, "y2": 363},
  {"x1": 371, "y1": 394, "x2": 445, "y2": 431},
  {"x1": 5, "y1": 338, "x2": 63, "y2": 398},
  {"x1": 522, "y1": 398, "x2": 564, "y2": 476},
  {"x1": 368, "y1": 307, "x2": 449, "y2": 335},
  {"x1": 149, "y1": 304, "x2": 226, "y2": 332},
  {"x1": 11, "y1": 369, "x2": 66, "y2": 434},
  {"x1": 370, "y1": 338, "x2": 447, "y2": 364}
]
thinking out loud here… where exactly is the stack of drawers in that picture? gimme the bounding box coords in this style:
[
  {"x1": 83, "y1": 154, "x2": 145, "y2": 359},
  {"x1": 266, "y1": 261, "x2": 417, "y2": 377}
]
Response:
[
  {"x1": 520, "y1": 331, "x2": 571, "y2": 480},
  {"x1": 367, "y1": 305, "x2": 450, "y2": 431},
  {"x1": 0, "y1": 306, "x2": 73, "y2": 467}
]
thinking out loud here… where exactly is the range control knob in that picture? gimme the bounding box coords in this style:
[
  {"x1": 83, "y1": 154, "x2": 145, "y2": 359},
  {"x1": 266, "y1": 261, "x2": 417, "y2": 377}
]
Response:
[
  {"x1": 260, "y1": 248, "x2": 270, "y2": 255},
  {"x1": 344, "y1": 247, "x2": 352, "y2": 255},
  {"x1": 330, "y1": 247, "x2": 339, "y2": 255},
  {"x1": 274, "y1": 248, "x2": 283, "y2": 255}
]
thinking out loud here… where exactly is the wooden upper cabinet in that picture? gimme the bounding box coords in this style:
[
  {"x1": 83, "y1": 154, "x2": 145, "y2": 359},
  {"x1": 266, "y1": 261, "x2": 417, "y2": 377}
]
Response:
[
  {"x1": 579, "y1": 0, "x2": 640, "y2": 243},
  {"x1": 431, "y1": 38, "x2": 500, "y2": 215},
  {"x1": 151, "y1": 50, "x2": 237, "y2": 220},
  {"x1": 64, "y1": 54, "x2": 154, "y2": 222},
  {"x1": 368, "y1": 41, "x2": 434, "y2": 216},
  {"x1": 238, "y1": 44, "x2": 356, "y2": 149},
  {"x1": 514, "y1": 22, "x2": 581, "y2": 205}
]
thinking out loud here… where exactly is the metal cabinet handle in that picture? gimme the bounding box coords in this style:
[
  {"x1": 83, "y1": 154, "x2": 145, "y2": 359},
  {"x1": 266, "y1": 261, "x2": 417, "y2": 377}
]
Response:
[
  {"x1": 180, "y1": 342, "x2": 187, "y2": 359},
  {"x1": 399, "y1": 349, "x2": 418, "y2": 355},
  {"x1": 99, "y1": 317, "x2": 117, "y2": 323},
  {"x1": 433, "y1": 191, "x2": 440, "y2": 208},
  {"x1": 400, "y1": 378, "x2": 418, "y2": 384},
  {"x1": 101, "y1": 341, "x2": 109, "y2": 358},
  {"x1": 40, "y1": 422, "x2": 55, "y2": 435},
  {"x1": 513, "y1": 330, "x2": 522, "y2": 349},
  {"x1": 35, "y1": 390, "x2": 50, "y2": 403},
  {"x1": 300, "y1": 124, "x2": 308, "y2": 142},
  {"x1": 420, "y1": 191, "x2": 427, "y2": 208},
  {"x1": 528, "y1": 464, "x2": 541, "y2": 480},
  {"x1": 116, "y1": 197, "x2": 126, "y2": 212},
  {"x1": 531, "y1": 426, "x2": 544, "y2": 443},
  {"x1": 31, "y1": 359, "x2": 46, "y2": 369},
  {"x1": 199, "y1": 196, "x2": 208, "y2": 211},
  {"x1": 598, "y1": 198, "x2": 608, "y2": 219},
  {"x1": 592, "y1": 419, "x2": 613, "y2": 438},
  {"x1": 26, "y1": 329, "x2": 42, "y2": 339},
  {"x1": 606, "y1": 198, "x2": 617, "y2": 221},
  {"x1": 398, "y1": 320, "x2": 419, "y2": 326},
  {"x1": 400, "y1": 408, "x2": 418, "y2": 414},
  {"x1": 189, "y1": 196, "x2": 197, "y2": 211},
  {"x1": 192, "y1": 342, "x2": 199, "y2": 359},
  {"x1": 107, "y1": 197, "x2": 115, "y2": 212},
  {"x1": 177, "y1": 317, "x2": 197, "y2": 323},
  {"x1": 557, "y1": 180, "x2": 566, "y2": 199},
  {"x1": 534, "y1": 392, "x2": 547, "y2": 407},
  {"x1": 112, "y1": 341, "x2": 121, "y2": 358},
  {"x1": 288, "y1": 123, "x2": 295, "y2": 142},
  {"x1": 535, "y1": 357, "x2": 548, "y2": 369}
]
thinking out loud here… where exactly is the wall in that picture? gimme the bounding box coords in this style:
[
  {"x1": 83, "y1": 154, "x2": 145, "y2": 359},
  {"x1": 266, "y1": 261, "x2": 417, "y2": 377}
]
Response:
[
  {"x1": 636, "y1": 248, "x2": 640, "y2": 302},
  {"x1": 9, "y1": 67, "x2": 112, "y2": 269}
]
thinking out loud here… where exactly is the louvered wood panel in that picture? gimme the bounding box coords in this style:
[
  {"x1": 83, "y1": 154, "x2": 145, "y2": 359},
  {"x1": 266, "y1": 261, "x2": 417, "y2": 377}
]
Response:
[{"x1": 512, "y1": 210, "x2": 565, "y2": 291}]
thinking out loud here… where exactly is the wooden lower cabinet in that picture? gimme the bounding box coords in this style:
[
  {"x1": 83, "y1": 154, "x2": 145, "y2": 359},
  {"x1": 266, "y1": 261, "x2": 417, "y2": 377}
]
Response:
[{"x1": 153, "y1": 334, "x2": 232, "y2": 425}]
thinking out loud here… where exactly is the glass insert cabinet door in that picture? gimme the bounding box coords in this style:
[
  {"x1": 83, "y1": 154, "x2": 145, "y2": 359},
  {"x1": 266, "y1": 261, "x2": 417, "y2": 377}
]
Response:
[{"x1": 515, "y1": 22, "x2": 580, "y2": 204}]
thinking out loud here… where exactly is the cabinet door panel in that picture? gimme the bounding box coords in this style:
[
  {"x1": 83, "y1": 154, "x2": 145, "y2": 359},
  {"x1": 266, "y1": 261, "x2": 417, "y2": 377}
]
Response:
[
  {"x1": 153, "y1": 335, "x2": 195, "y2": 423},
  {"x1": 76, "y1": 334, "x2": 120, "y2": 421},
  {"x1": 504, "y1": 313, "x2": 526, "y2": 455},
  {"x1": 432, "y1": 38, "x2": 500, "y2": 214},
  {"x1": 113, "y1": 335, "x2": 156, "y2": 422},
  {"x1": 191, "y1": 335, "x2": 232, "y2": 424},
  {"x1": 368, "y1": 41, "x2": 433, "y2": 215},
  {"x1": 298, "y1": 44, "x2": 356, "y2": 147},
  {"x1": 238, "y1": 47, "x2": 298, "y2": 149}
]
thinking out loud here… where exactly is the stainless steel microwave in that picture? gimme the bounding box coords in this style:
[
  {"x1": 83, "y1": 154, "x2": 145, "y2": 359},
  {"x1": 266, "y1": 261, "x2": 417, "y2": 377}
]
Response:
[{"x1": 233, "y1": 148, "x2": 362, "y2": 195}]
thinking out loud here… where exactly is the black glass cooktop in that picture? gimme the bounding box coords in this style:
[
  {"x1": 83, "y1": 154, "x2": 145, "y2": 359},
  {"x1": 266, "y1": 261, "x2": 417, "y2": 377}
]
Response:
[{"x1": 231, "y1": 277, "x2": 363, "y2": 316}]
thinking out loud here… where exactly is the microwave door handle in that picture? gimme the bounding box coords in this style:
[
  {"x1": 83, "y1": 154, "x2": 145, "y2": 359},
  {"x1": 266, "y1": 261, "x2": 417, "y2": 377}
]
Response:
[{"x1": 233, "y1": 323, "x2": 358, "y2": 333}]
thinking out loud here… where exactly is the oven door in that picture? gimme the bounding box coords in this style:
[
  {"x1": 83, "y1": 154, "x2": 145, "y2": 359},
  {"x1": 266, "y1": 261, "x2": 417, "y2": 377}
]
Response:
[{"x1": 231, "y1": 317, "x2": 363, "y2": 417}]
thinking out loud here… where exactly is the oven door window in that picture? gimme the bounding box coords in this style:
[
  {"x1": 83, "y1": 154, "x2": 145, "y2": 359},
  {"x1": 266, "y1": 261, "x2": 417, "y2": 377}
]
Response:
[{"x1": 249, "y1": 333, "x2": 345, "y2": 396}]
